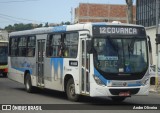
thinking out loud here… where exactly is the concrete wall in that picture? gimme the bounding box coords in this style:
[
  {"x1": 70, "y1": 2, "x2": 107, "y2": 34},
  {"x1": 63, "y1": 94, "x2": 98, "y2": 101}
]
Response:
[
  {"x1": 0, "y1": 30, "x2": 8, "y2": 41},
  {"x1": 145, "y1": 26, "x2": 157, "y2": 66}
]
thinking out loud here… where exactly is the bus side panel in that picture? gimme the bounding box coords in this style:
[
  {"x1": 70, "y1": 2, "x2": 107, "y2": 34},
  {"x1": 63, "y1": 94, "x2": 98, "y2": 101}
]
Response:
[
  {"x1": 8, "y1": 57, "x2": 36, "y2": 85},
  {"x1": 8, "y1": 57, "x2": 24, "y2": 84},
  {"x1": 43, "y1": 57, "x2": 80, "y2": 93},
  {"x1": 43, "y1": 58, "x2": 64, "y2": 91},
  {"x1": 63, "y1": 58, "x2": 80, "y2": 94}
]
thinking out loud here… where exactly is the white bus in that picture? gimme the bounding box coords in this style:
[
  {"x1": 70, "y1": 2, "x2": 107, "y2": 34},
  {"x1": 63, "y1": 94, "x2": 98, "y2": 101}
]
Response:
[{"x1": 8, "y1": 22, "x2": 151, "y2": 102}]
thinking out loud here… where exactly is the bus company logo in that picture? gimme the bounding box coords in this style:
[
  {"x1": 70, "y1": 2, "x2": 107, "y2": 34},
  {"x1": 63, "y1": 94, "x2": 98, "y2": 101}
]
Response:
[
  {"x1": 2, "y1": 105, "x2": 11, "y2": 110},
  {"x1": 1, "y1": 105, "x2": 43, "y2": 111},
  {"x1": 123, "y1": 82, "x2": 127, "y2": 86}
]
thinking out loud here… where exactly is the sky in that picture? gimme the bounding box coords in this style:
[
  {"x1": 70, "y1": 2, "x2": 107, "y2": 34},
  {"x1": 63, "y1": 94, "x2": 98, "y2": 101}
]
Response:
[{"x1": 0, "y1": 0, "x2": 136, "y2": 29}]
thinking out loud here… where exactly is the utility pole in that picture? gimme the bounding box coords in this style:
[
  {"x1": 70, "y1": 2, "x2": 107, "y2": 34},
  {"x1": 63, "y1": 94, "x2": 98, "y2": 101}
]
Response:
[
  {"x1": 156, "y1": 0, "x2": 159, "y2": 34},
  {"x1": 126, "y1": 0, "x2": 133, "y2": 24},
  {"x1": 156, "y1": 0, "x2": 160, "y2": 90},
  {"x1": 70, "y1": 7, "x2": 73, "y2": 24}
]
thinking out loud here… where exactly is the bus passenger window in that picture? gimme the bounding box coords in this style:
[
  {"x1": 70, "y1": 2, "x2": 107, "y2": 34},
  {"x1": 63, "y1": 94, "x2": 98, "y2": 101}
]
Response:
[
  {"x1": 46, "y1": 34, "x2": 61, "y2": 57},
  {"x1": 47, "y1": 33, "x2": 78, "y2": 58},
  {"x1": 58, "y1": 41, "x2": 66, "y2": 57},
  {"x1": 18, "y1": 37, "x2": 27, "y2": 56},
  {"x1": 64, "y1": 33, "x2": 78, "y2": 58},
  {"x1": 10, "y1": 38, "x2": 18, "y2": 56},
  {"x1": 27, "y1": 36, "x2": 35, "y2": 57},
  {"x1": 27, "y1": 48, "x2": 34, "y2": 57}
]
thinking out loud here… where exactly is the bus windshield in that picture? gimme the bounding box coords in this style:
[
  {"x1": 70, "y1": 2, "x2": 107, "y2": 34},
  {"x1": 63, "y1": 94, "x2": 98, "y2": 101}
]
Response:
[
  {"x1": 0, "y1": 44, "x2": 8, "y2": 65},
  {"x1": 93, "y1": 36, "x2": 148, "y2": 74}
]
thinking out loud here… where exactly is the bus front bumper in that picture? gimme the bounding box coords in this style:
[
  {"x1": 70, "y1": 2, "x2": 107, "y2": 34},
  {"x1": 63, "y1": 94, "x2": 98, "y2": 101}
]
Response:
[{"x1": 89, "y1": 83, "x2": 149, "y2": 97}]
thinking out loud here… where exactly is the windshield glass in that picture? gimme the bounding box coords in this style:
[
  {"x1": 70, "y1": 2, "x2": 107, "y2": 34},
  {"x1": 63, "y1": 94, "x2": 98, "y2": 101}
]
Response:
[
  {"x1": 93, "y1": 37, "x2": 148, "y2": 74},
  {"x1": 0, "y1": 45, "x2": 8, "y2": 64}
]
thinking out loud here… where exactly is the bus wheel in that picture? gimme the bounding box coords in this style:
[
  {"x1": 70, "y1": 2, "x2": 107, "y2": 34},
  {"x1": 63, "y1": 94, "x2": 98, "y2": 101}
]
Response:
[
  {"x1": 66, "y1": 78, "x2": 79, "y2": 101},
  {"x1": 111, "y1": 97, "x2": 126, "y2": 102},
  {"x1": 3, "y1": 73, "x2": 7, "y2": 78},
  {"x1": 25, "y1": 73, "x2": 34, "y2": 93}
]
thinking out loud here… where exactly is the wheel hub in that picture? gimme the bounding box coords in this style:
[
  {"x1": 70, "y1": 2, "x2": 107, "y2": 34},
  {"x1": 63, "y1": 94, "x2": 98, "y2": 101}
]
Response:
[{"x1": 69, "y1": 84, "x2": 75, "y2": 96}]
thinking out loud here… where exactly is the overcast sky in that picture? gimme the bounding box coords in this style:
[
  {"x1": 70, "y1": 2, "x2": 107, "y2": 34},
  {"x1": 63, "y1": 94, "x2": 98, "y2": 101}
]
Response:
[{"x1": 0, "y1": 0, "x2": 136, "y2": 28}]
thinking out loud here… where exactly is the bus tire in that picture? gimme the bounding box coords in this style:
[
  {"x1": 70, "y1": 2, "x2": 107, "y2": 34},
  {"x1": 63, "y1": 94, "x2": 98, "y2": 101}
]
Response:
[
  {"x1": 25, "y1": 73, "x2": 34, "y2": 93},
  {"x1": 3, "y1": 72, "x2": 7, "y2": 78},
  {"x1": 66, "y1": 78, "x2": 79, "y2": 101},
  {"x1": 111, "y1": 96, "x2": 126, "y2": 102}
]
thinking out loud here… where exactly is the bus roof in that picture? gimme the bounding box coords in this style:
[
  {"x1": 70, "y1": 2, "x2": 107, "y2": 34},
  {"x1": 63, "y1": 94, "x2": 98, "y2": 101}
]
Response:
[{"x1": 9, "y1": 22, "x2": 144, "y2": 37}]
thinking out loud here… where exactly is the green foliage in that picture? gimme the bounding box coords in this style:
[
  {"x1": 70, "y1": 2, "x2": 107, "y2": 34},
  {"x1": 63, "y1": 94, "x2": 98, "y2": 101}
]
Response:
[
  {"x1": 44, "y1": 22, "x2": 49, "y2": 27},
  {"x1": 4, "y1": 23, "x2": 43, "y2": 32},
  {"x1": 38, "y1": 24, "x2": 43, "y2": 27},
  {"x1": 61, "y1": 21, "x2": 71, "y2": 25},
  {"x1": 4, "y1": 21, "x2": 71, "y2": 32}
]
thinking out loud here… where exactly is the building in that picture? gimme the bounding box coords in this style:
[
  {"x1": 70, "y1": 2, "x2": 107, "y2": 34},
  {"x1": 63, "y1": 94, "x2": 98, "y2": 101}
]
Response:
[
  {"x1": 136, "y1": 0, "x2": 160, "y2": 65},
  {"x1": 74, "y1": 3, "x2": 136, "y2": 23},
  {"x1": 136, "y1": 0, "x2": 160, "y2": 84},
  {"x1": 136, "y1": 0, "x2": 160, "y2": 27}
]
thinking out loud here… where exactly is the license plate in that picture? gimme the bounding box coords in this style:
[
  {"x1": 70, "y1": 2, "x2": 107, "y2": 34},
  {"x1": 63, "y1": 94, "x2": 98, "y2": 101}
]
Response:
[{"x1": 119, "y1": 91, "x2": 130, "y2": 96}]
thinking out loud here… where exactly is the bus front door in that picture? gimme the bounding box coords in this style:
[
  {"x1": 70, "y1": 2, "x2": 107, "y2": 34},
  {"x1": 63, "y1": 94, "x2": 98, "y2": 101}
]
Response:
[
  {"x1": 37, "y1": 39, "x2": 45, "y2": 87},
  {"x1": 80, "y1": 37, "x2": 90, "y2": 94}
]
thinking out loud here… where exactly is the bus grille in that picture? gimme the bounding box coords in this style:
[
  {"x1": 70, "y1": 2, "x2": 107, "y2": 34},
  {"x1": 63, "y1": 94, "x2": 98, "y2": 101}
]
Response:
[{"x1": 109, "y1": 88, "x2": 140, "y2": 95}]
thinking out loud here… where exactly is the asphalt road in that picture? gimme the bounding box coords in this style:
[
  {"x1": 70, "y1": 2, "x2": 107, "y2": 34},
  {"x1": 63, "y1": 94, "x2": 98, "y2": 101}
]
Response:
[{"x1": 0, "y1": 76, "x2": 160, "y2": 113}]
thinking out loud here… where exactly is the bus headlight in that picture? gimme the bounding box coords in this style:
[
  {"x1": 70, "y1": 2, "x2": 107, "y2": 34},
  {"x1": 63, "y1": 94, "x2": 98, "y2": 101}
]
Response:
[{"x1": 93, "y1": 75, "x2": 105, "y2": 86}]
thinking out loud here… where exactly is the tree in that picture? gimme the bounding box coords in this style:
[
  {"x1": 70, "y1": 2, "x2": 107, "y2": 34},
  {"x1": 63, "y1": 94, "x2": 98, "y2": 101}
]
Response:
[
  {"x1": 64, "y1": 21, "x2": 71, "y2": 25},
  {"x1": 38, "y1": 24, "x2": 43, "y2": 27},
  {"x1": 44, "y1": 22, "x2": 49, "y2": 27},
  {"x1": 5, "y1": 25, "x2": 14, "y2": 32},
  {"x1": 5, "y1": 23, "x2": 34, "y2": 32},
  {"x1": 61, "y1": 21, "x2": 65, "y2": 25},
  {"x1": 61, "y1": 21, "x2": 71, "y2": 25},
  {"x1": 4, "y1": 21, "x2": 71, "y2": 32}
]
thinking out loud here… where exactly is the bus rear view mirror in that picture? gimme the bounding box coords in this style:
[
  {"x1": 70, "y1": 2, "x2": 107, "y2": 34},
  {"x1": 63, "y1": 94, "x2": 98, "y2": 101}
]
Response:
[
  {"x1": 147, "y1": 36, "x2": 152, "y2": 53},
  {"x1": 156, "y1": 34, "x2": 160, "y2": 44},
  {"x1": 147, "y1": 36, "x2": 153, "y2": 65}
]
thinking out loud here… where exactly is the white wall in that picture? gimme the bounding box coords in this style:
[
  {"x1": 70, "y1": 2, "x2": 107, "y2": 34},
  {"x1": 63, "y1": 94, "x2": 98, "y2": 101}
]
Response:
[
  {"x1": 0, "y1": 30, "x2": 8, "y2": 41},
  {"x1": 145, "y1": 26, "x2": 157, "y2": 66},
  {"x1": 158, "y1": 45, "x2": 160, "y2": 68}
]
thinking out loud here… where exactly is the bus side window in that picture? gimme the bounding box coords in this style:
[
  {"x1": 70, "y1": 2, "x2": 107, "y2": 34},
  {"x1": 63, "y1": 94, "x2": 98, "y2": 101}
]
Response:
[
  {"x1": 56, "y1": 35, "x2": 63, "y2": 57},
  {"x1": 18, "y1": 37, "x2": 27, "y2": 57},
  {"x1": 28, "y1": 48, "x2": 33, "y2": 57},
  {"x1": 46, "y1": 34, "x2": 61, "y2": 57},
  {"x1": 64, "y1": 33, "x2": 78, "y2": 58},
  {"x1": 27, "y1": 36, "x2": 36, "y2": 57},
  {"x1": 46, "y1": 33, "x2": 78, "y2": 58},
  {"x1": 10, "y1": 37, "x2": 18, "y2": 56},
  {"x1": 46, "y1": 35, "x2": 52, "y2": 57}
]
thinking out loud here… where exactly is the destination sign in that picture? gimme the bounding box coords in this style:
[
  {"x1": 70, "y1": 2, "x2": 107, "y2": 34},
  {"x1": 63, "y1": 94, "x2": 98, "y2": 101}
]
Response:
[{"x1": 93, "y1": 26, "x2": 146, "y2": 36}]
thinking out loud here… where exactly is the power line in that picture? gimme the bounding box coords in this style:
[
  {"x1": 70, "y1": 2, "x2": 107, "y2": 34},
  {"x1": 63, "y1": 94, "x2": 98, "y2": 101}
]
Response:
[
  {"x1": 0, "y1": 0, "x2": 40, "y2": 3},
  {"x1": 0, "y1": 13, "x2": 45, "y2": 23},
  {"x1": 0, "y1": 15, "x2": 22, "y2": 23}
]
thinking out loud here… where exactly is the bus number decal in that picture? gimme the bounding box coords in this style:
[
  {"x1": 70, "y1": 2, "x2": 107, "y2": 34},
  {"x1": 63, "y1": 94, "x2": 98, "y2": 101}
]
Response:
[{"x1": 69, "y1": 61, "x2": 78, "y2": 67}]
